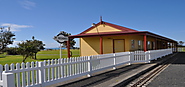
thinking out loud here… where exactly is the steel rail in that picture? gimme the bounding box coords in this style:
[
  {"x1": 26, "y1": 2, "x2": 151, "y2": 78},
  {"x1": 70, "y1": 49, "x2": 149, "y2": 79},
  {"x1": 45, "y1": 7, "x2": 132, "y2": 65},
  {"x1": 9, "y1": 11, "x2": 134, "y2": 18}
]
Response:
[{"x1": 130, "y1": 56, "x2": 177, "y2": 87}]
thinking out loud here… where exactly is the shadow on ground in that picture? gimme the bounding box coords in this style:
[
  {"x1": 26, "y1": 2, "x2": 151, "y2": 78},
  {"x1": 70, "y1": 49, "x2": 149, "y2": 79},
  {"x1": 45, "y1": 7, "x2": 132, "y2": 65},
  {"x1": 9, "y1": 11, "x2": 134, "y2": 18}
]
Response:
[
  {"x1": 55, "y1": 53, "x2": 178, "y2": 87},
  {"x1": 57, "y1": 64, "x2": 147, "y2": 87},
  {"x1": 170, "y1": 52, "x2": 185, "y2": 65}
]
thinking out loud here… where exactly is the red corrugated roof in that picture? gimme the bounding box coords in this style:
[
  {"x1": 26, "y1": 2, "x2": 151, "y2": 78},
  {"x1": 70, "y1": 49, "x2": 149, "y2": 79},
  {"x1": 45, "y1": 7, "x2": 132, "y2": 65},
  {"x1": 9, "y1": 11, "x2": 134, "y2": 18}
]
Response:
[
  {"x1": 69, "y1": 21, "x2": 177, "y2": 42},
  {"x1": 80, "y1": 21, "x2": 138, "y2": 34},
  {"x1": 70, "y1": 31, "x2": 143, "y2": 38}
]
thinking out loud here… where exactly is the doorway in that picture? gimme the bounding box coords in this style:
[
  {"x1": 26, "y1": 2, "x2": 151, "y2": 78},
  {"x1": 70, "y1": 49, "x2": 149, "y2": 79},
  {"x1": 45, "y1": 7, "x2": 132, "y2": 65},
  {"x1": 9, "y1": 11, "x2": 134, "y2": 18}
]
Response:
[{"x1": 113, "y1": 39, "x2": 125, "y2": 53}]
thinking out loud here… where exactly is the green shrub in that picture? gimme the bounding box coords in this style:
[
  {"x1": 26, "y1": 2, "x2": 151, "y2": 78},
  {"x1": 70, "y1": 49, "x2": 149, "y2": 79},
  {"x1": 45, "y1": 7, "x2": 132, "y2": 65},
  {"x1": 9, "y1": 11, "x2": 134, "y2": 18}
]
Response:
[{"x1": 6, "y1": 47, "x2": 19, "y2": 55}]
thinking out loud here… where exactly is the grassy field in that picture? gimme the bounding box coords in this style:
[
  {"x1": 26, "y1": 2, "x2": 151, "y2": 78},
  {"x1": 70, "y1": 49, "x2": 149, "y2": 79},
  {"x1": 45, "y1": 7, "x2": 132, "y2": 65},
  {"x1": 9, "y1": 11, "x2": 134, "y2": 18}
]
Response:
[
  {"x1": 0, "y1": 49, "x2": 80, "y2": 86},
  {"x1": 0, "y1": 49, "x2": 80, "y2": 66}
]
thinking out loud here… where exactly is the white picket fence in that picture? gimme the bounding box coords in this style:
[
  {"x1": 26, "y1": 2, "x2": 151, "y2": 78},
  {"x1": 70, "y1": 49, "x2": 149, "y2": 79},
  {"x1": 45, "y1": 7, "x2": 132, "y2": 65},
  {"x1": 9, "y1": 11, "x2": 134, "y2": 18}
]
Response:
[
  {"x1": 178, "y1": 47, "x2": 184, "y2": 52},
  {"x1": 0, "y1": 48, "x2": 173, "y2": 87},
  {"x1": 172, "y1": 48, "x2": 176, "y2": 52}
]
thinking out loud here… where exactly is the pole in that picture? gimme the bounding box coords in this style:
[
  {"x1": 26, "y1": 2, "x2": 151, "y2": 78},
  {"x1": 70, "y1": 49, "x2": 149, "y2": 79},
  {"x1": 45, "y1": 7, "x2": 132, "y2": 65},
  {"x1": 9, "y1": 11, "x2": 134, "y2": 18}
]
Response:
[
  {"x1": 67, "y1": 40, "x2": 70, "y2": 58},
  {"x1": 100, "y1": 37, "x2": 103, "y2": 54},
  {"x1": 60, "y1": 43, "x2": 61, "y2": 58},
  {"x1": 144, "y1": 34, "x2": 147, "y2": 52},
  {"x1": 155, "y1": 38, "x2": 157, "y2": 50}
]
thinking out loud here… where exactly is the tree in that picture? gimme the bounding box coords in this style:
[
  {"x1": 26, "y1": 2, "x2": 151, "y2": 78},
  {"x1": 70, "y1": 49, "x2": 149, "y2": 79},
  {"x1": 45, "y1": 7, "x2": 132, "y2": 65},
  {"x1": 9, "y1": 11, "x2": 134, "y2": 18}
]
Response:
[
  {"x1": 31, "y1": 36, "x2": 45, "y2": 59},
  {"x1": 0, "y1": 27, "x2": 16, "y2": 53},
  {"x1": 17, "y1": 40, "x2": 33, "y2": 62},
  {"x1": 58, "y1": 31, "x2": 76, "y2": 48},
  {"x1": 18, "y1": 36, "x2": 45, "y2": 62},
  {"x1": 6, "y1": 47, "x2": 19, "y2": 55},
  {"x1": 178, "y1": 41, "x2": 184, "y2": 46}
]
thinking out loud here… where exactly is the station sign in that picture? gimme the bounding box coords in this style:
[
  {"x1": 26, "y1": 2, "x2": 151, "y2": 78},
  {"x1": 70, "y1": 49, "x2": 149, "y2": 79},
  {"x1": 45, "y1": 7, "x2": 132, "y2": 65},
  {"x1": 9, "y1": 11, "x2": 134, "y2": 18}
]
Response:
[{"x1": 53, "y1": 34, "x2": 68, "y2": 43}]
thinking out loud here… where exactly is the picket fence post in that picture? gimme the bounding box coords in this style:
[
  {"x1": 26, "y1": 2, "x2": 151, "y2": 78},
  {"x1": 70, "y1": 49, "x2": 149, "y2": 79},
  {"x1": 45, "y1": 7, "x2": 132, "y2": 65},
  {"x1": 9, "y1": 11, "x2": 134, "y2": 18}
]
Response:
[
  {"x1": 145, "y1": 51, "x2": 150, "y2": 63},
  {"x1": 87, "y1": 56, "x2": 92, "y2": 77},
  {"x1": 2, "y1": 64, "x2": 15, "y2": 87},
  {"x1": 2, "y1": 72, "x2": 15, "y2": 87},
  {"x1": 148, "y1": 51, "x2": 151, "y2": 63},
  {"x1": 129, "y1": 52, "x2": 134, "y2": 65},
  {"x1": 145, "y1": 52, "x2": 148, "y2": 63},
  {"x1": 0, "y1": 64, "x2": 2, "y2": 81},
  {"x1": 113, "y1": 53, "x2": 116, "y2": 69},
  {"x1": 0, "y1": 64, "x2": 2, "y2": 87},
  {"x1": 38, "y1": 62, "x2": 44, "y2": 87}
]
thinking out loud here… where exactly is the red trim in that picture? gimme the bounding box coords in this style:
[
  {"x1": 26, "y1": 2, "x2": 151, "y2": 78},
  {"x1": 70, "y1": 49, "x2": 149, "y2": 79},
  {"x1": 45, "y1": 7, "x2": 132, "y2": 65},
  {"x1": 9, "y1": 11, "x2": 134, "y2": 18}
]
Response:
[
  {"x1": 144, "y1": 35, "x2": 147, "y2": 52},
  {"x1": 79, "y1": 22, "x2": 101, "y2": 34},
  {"x1": 146, "y1": 32, "x2": 176, "y2": 42},
  {"x1": 172, "y1": 42, "x2": 173, "y2": 52},
  {"x1": 161, "y1": 40, "x2": 163, "y2": 49},
  {"x1": 100, "y1": 37, "x2": 103, "y2": 54},
  {"x1": 113, "y1": 39, "x2": 115, "y2": 53},
  {"x1": 104, "y1": 22, "x2": 138, "y2": 32},
  {"x1": 124, "y1": 40, "x2": 125, "y2": 52},
  {"x1": 174, "y1": 43, "x2": 175, "y2": 52},
  {"x1": 176, "y1": 43, "x2": 178, "y2": 52},
  {"x1": 80, "y1": 21, "x2": 138, "y2": 34},
  {"x1": 67, "y1": 40, "x2": 70, "y2": 58},
  {"x1": 166, "y1": 42, "x2": 167, "y2": 49},
  {"x1": 100, "y1": 16, "x2": 102, "y2": 24},
  {"x1": 151, "y1": 41, "x2": 153, "y2": 50},
  {"x1": 155, "y1": 38, "x2": 157, "y2": 50},
  {"x1": 70, "y1": 31, "x2": 177, "y2": 43},
  {"x1": 69, "y1": 19, "x2": 176, "y2": 43},
  {"x1": 80, "y1": 38, "x2": 81, "y2": 56},
  {"x1": 70, "y1": 31, "x2": 145, "y2": 38}
]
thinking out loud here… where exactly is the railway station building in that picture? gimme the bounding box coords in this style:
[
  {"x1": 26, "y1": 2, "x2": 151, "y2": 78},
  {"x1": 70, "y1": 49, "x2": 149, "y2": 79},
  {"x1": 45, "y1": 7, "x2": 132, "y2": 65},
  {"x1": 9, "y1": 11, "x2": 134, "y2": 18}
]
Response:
[{"x1": 67, "y1": 17, "x2": 178, "y2": 57}]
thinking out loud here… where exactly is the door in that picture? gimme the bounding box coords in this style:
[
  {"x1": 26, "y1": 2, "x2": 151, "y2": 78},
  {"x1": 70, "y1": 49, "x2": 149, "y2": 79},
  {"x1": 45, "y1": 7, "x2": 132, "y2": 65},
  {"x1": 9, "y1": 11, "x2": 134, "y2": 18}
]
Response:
[{"x1": 113, "y1": 39, "x2": 125, "y2": 53}]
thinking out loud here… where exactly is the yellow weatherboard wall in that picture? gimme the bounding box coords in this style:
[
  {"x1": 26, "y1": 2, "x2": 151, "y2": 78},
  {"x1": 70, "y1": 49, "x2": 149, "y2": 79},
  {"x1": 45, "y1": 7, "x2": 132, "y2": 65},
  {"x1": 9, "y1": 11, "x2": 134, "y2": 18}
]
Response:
[
  {"x1": 79, "y1": 24, "x2": 159, "y2": 56},
  {"x1": 80, "y1": 37, "x2": 100, "y2": 56},
  {"x1": 80, "y1": 34, "x2": 158, "y2": 56},
  {"x1": 129, "y1": 35, "x2": 144, "y2": 51},
  {"x1": 114, "y1": 40, "x2": 124, "y2": 52},
  {"x1": 85, "y1": 24, "x2": 121, "y2": 33},
  {"x1": 102, "y1": 37, "x2": 113, "y2": 54},
  {"x1": 80, "y1": 35, "x2": 131, "y2": 56},
  {"x1": 129, "y1": 35, "x2": 156, "y2": 51}
]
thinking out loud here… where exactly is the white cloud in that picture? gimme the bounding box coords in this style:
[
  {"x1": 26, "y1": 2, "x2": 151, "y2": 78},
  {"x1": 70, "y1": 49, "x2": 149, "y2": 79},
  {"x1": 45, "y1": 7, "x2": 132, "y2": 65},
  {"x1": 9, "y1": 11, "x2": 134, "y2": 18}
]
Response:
[
  {"x1": 74, "y1": 38, "x2": 79, "y2": 47},
  {"x1": 8, "y1": 41, "x2": 79, "y2": 48},
  {"x1": 19, "y1": 0, "x2": 35, "y2": 10},
  {"x1": 1, "y1": 23, "x2": 33, "y2": 31},
  {"x1": 7, "y1": 41, "x2": 24, "y2": 47},
  {"x1": 8, "y1": 41, "x2": 59, "y2": 48},
  {"x1": 45, "y1": 42, "x2": 59, "y2": 48}
]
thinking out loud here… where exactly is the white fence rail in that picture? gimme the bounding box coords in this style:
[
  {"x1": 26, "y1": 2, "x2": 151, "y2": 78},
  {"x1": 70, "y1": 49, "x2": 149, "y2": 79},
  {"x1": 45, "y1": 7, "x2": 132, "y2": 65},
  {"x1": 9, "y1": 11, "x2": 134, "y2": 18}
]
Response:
[
  {"x1": 0, "y1": 48, "x2": 173, "y2": 87},
  {"x1": 178, "y1": 47, "x2": 184, "y2": 52}
]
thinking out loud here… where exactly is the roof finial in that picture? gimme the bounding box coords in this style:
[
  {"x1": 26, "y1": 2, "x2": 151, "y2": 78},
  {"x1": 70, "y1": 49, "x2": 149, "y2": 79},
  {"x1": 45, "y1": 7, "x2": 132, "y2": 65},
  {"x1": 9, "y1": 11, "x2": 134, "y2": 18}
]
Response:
[{"x1": 100, "y1": 15, "x2": 102, "y2": 24}]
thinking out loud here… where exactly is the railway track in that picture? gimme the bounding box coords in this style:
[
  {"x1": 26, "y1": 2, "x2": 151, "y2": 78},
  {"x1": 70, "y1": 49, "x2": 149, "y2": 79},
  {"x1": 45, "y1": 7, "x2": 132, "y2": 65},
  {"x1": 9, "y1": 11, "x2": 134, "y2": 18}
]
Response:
[{"x1": 129, "y1": 54, "x2": 178, "y2": 87}]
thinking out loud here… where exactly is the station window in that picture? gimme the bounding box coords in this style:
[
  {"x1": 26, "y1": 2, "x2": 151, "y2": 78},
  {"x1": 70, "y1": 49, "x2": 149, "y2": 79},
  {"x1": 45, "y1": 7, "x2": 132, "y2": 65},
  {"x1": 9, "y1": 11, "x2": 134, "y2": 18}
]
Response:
[
  {"x1": 138, "y1": 40, "x2": 141, "y2": 50},
  {"x1": 168, "y1": 42, "x2": 170, "y2": 48},
  {"x1": 153, "y1": 42, "x2": 155, "y2": 50},
  {"x1": 131, "y1": 40, "x2": 135, "y2": 48},
  {"x1": 163, "y1": 42, "x2": 165, "y2": 48},
  {"x1": 147, "y1": 41, "x2": 150, "y2": 50},
  {"x1": 143, "y1": 40, "x2": 145, "y2": 50}
]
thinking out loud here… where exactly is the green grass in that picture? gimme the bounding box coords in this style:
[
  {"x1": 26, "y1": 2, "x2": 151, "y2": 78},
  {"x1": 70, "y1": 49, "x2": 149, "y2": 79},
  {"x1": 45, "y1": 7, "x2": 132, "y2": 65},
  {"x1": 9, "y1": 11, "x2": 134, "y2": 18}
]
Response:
[
  {"x1": 0, "y1": 49, "x2": 80, "y2": 86},
  {"x1": 0, "y1": 49, "x2": 80, "y2": 66}
]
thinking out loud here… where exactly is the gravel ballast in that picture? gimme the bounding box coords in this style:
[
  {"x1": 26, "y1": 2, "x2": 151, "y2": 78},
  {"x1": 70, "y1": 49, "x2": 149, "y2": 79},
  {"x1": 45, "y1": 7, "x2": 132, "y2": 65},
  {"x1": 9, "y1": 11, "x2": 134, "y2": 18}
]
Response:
[{"x1": 147, "y1": 52, "x2": 185, "y2": 87}]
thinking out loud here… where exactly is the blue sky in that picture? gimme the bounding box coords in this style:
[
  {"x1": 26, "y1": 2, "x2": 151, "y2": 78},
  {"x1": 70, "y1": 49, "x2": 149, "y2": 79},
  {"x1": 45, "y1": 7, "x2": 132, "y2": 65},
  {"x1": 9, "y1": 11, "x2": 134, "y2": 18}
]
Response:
[{"x1": 0, "y1": 0, "x2": 185, "y2": 48}]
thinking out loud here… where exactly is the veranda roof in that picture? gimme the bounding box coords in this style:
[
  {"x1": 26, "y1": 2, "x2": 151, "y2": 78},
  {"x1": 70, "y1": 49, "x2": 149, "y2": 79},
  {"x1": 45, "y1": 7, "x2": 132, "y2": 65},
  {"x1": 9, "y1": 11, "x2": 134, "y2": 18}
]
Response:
[{"x1": 69, "y1": 21, "x2": 177, "y2": 42}]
